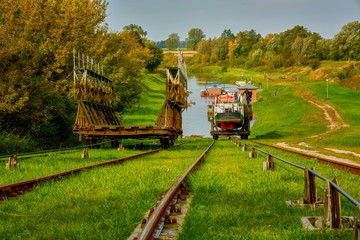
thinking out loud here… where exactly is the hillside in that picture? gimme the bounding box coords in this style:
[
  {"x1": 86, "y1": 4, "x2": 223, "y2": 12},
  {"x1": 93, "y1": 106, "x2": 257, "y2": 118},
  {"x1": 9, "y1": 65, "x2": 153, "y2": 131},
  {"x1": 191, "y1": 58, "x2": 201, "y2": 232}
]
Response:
[{"x1": 121, "y1": 73, "x2": 167, "y2": 126}]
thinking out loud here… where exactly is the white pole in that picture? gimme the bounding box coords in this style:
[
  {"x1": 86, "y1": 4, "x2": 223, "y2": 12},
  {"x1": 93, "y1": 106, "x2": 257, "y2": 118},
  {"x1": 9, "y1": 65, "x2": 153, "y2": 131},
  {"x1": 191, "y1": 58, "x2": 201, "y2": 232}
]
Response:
[{"x1": 326, "y1": 79, "x2": 328, "y2": 99}]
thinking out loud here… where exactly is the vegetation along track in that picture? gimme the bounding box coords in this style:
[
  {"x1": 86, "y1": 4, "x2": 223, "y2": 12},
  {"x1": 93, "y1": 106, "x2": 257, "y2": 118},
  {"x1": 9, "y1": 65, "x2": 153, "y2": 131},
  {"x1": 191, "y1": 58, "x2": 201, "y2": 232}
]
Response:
[
  {"x1": 250, "y1": 140, "x2": 360, "y2": 175},
  {"x1": 0, "y1": 144, "x2": 185, "y2": 201},
  {"x1": 134, "y1": 141, "x2": 215, "y2": 240}
]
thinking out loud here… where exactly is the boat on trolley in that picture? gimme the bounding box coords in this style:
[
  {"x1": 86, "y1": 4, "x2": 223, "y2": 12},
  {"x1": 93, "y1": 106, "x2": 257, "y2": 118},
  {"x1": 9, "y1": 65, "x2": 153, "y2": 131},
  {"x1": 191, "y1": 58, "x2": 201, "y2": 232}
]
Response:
[{"x1": 208, "y1": 92, "x2": 252, "y2": 139}]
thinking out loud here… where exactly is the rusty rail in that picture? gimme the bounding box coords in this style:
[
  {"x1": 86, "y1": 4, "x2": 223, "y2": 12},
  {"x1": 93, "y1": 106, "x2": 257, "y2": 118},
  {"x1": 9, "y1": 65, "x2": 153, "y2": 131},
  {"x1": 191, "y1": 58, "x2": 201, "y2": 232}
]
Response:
[
  {"x1": 138, "y1": 141, "x2": 215, "y2": 240},
  {"x1": 250, "y1": 140, "x2": 360, "y2": 175},
  {"x1": 0, "y1": 144, "x2": 181, "y2": 201}
]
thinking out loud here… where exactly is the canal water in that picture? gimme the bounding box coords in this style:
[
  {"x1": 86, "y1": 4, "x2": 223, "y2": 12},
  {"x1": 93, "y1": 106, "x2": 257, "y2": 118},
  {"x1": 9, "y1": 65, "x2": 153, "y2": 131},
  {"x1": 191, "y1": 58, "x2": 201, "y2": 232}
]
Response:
[{"x1": 182, "y1": 75, "x2": 240, "y2": 138}]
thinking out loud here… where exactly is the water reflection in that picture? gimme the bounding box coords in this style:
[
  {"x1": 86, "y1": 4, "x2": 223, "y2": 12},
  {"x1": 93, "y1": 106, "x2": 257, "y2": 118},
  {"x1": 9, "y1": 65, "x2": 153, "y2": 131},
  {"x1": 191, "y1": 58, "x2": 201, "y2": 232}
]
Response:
[{"x1": 182, "y1": 75, "x2": 240, "y2": 138}]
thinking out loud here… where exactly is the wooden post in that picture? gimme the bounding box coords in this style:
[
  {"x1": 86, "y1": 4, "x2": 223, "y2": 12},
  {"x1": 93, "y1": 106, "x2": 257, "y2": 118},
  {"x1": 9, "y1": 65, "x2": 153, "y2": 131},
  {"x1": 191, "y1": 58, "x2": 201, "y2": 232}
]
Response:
[
  {"x1": 250, "y1": 147, "x2": 256, "y2": 158},
  {"x1": 82, "y1": 148, "x2": 90, "y2": 158},
  {"x1": 323, "y1": 179, "x2": 342, "y2": 229},
  {"x1": 331, "y1": 178, "x2": 342, "y2": 229},
  {"x1": 242, "y1": 144, "x2": 247, "y2": 152},
  {"x1": 304, "y1": 167, "x2": 317, "y2": 204},
  {"x1": 266, "y1": 154, "x2": 274, "y2": 170},
  {"x1": 353, "y1": 206, "x2": 360, "y2": 240},
  {"x1": 118, "y1": 143, "x2": 124, "y2": 151},
  {"x1": 6, "y1": 155, "x2": 19, "y2": 169}
]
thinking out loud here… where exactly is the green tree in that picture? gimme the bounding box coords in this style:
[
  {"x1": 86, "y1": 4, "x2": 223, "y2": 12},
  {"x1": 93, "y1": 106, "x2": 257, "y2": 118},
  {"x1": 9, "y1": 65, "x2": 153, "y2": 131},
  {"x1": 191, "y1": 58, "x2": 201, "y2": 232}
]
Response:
[
  {"x1": 186, "y1": 28, "x2": 206, "y2": 50},
  {"x1": 233, "y1": 29, "x2": 261, "y2": 58},
  {"x1": 214, "y1": 38, "x2": 229, "y2": 60},
  {"x1": 330, "y1": 21, "x2": 360, "y2": 60},
  {"x1": 221, "y1": 29, "x2": 235, "y2": 39},
  {"x1": 278, "y1": 25, "x2": 319, "y2": 60},
  {"x1": 0, "y1": 0, "x2": 108, "y2": 149},
  {"x1": 123, "y1": 24, "x2": 148, "y2": 37},
  {"x1": 98, "y1": 31, "x2": 151, "y2": 114},
  {"x1": 165, "y1": 33, "x2": 180, "y2": 50},
  {"x1": 145, "y1": 43, "x2": 164, "y2": 72}
]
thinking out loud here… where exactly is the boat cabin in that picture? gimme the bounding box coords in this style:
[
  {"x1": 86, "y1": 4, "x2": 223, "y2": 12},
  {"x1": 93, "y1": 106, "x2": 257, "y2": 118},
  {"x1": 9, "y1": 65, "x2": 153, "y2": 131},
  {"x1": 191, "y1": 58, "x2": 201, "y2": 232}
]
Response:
[{"x1": 237, "y1": 84, "x2": 258, "y2": 103}]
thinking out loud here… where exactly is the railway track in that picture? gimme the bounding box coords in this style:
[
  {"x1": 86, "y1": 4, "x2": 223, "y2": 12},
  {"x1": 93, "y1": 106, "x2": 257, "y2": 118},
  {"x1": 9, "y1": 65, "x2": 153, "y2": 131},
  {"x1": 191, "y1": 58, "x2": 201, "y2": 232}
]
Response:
[
  {"x1": 132, "y1": 141, "x2": 215, "y2": 240},
  {"x1": 249, "y1": 140, "x2": 360, "y2": 175},
  {"x1": 0, "y1": 144, "x2": 186, "y2": 201}
]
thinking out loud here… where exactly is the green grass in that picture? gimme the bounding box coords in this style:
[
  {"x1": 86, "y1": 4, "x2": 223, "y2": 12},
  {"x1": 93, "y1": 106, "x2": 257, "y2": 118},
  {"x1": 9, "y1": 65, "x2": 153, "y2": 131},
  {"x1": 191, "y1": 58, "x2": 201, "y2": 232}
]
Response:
[
  {"x1": 188, "y1": 65, "x2": 289, "y2": 88},
  {"x1": 0, "y1": 139, "x2": 213, "y2": 239},
  {"x1": 250, "y1": 84, "x2": 327, "y2": 140},
  {"x1": 179, "y1": 139, "x2": 358, "y2": 239},
  {"x1": 122, "y1": 74, "x2": 166, "y2": 125},
  {"x1": 190, "y1": 66, "x2": 266, "y2": 85},
  {"x1": 0, "y1": 140, "x2": 160, "y2": 186},
  {"x1": 306, "y1": 82, "x2": 360, "y2": 147}
]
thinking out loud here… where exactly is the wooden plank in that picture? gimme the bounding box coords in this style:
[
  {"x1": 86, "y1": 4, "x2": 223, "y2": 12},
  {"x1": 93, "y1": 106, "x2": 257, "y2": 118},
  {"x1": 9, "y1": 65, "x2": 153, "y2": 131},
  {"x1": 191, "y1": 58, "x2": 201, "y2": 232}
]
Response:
[
  {"x1": 80, "y1": 102, "x2": 95, "y2": 125},
  {"x1": 89, "y1": 102, "x2": 102, "y2": 125},
  {"x1": 83, "y1": 102, "x2": 99, "y2": 125}
]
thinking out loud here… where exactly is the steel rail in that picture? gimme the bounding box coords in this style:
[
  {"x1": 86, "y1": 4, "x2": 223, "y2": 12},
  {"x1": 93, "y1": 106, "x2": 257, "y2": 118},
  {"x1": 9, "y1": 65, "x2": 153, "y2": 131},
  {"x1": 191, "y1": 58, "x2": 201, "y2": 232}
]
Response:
[
  {"x1": 235, "y1": 139, "x2": 360, "y2": 207},
  {"x1": 0, "y1": 142, "x2": 186, "y2": 200},
  {"x1": 139, "y1": 141, "x2": 215, "y2": 240},
  {"x1": 250, "y1": 140, "x2": 360, "y2": 175},
  {"x1": 0, "y1": 149, "x2": 160, "y2": 200}
]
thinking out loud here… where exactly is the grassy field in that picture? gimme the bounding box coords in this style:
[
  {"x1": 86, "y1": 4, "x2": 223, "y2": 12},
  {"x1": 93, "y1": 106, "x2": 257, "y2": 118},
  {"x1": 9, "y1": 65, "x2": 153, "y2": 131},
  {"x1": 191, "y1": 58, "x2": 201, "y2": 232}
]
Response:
[
  {"x1": 122, "y1": 74, "x2": 166, "y2": 126},
  {"x1": 0, "y1": 140, "x2": 160, "y2": 186},
  {"x1": 308, "y1": 81, "x2": 360, "y2": 147},
  {"x1": 179, "y1": 139, "x2": 358, "y2": 239},
  {"x1": 250, "y1": 84, "x2": 327, "y2": 140},
  {"x1": 0, "y1": 139, "x2": 213, "y2": 239}
]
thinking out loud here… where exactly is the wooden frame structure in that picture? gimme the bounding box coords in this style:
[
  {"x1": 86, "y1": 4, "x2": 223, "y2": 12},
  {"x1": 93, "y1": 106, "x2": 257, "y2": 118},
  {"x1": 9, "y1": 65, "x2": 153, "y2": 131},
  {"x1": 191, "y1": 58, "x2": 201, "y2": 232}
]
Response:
[{"x1": 72, "y1": 49, "x2": 188, "y2": 148}]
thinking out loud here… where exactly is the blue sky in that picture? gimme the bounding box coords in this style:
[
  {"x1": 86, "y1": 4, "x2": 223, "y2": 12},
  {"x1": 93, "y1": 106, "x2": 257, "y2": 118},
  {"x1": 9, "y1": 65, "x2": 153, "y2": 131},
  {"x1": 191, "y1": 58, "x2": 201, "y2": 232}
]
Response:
[{"x1": 105, "y1": 0, "x2": 360, "y2": 41}]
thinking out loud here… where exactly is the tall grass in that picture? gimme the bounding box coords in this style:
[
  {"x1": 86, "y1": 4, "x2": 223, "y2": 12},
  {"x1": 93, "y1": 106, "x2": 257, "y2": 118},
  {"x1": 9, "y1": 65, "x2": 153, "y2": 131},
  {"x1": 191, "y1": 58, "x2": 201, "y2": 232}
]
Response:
[
  {"x1": 0, "y1": 139, "x2": 213, "y2": 239},
  {"x1": 179, "y1": 139, "x2": 357, "y2": 239},
  {"x1": 0, "y1": 140, "x2": 160, "y2": 186}
]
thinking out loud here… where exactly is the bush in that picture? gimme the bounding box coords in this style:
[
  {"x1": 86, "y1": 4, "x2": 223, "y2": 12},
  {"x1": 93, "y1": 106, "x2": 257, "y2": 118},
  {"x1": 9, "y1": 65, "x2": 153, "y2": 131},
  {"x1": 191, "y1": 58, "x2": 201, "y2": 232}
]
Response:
[
  {"x1": 307, "y1": 59, "x2": 321, "y2": 70},
  {"x1": 0, "y1": 133, "x2": 38, "y2": 155}
]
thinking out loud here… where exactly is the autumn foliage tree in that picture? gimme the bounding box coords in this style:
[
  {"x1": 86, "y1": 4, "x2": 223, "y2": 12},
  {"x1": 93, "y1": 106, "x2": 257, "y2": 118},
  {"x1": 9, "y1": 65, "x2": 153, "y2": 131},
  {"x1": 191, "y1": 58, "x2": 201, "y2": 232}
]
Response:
[{"x1": 0, "y1": 0, "x2": 153, "y2": 153}]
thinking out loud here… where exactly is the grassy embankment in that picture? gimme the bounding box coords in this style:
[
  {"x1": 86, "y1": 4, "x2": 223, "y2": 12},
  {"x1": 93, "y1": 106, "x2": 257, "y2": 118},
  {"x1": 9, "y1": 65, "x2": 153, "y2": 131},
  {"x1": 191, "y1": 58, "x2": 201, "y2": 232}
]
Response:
[
  {"x1": 179, "y1": 139, "x2": 358, "y2": 239},
  {"x1": 0, "y1": 139, "x2": 213, "y2": 239},
  {"x1": 122, "y1": 73, "x2": 166, "y2": 126}
]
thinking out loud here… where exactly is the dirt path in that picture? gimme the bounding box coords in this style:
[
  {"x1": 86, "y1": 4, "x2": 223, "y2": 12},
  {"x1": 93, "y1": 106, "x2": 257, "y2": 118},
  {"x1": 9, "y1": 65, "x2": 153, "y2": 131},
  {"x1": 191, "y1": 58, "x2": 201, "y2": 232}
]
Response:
[
  {"x1": 274, "y1": 92, "x2": 360, "y2": 165},
  {"x1": 302, "y1": 93, "x2": 349, "y2": 138},
  {"x1": 276, "y1": 142, "x2": 360, "y2": 166}
]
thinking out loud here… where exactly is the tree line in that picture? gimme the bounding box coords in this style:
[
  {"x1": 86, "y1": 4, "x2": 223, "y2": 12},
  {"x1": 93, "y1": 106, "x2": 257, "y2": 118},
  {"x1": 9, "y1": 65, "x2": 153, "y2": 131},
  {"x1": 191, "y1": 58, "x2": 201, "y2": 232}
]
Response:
[
  {"x1": 0, "y1": 0, "x2": 163, "y2": 153},
  {"x1": 162, "y1": 22, "x2": 360, "y2": 69}
]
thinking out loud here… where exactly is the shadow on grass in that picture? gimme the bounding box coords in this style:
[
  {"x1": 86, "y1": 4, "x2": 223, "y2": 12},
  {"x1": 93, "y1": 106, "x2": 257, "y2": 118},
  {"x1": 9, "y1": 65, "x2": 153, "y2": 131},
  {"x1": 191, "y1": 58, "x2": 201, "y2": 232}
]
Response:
[{"x1": 254, "y1": 131, "x2": 284, "y2": 139}]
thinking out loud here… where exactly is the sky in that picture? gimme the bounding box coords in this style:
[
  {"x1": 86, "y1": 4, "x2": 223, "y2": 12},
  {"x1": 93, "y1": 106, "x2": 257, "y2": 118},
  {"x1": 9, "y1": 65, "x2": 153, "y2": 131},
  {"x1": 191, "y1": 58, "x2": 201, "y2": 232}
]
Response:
[{"x1": 105, "y1": 0, "x2": 360, "y2": 41}]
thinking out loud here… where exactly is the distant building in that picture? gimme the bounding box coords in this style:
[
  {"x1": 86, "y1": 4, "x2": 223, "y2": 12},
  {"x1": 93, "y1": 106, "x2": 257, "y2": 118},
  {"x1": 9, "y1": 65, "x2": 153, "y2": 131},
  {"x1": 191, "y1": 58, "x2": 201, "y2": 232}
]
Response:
[{"x1": 238, "y1": 84, "x2": 259, "y2": 103}]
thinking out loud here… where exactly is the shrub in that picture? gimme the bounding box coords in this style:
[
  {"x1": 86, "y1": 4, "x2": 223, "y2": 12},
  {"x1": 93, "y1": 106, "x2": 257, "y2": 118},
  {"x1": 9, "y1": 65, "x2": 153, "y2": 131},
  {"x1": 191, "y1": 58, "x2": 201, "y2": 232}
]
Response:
[
  {"x1": 0, "y1": 133, "x2": 38, "y2": 155},
  {"x1": 221, "y1": 66, "x2": 228, "y2": 72}
]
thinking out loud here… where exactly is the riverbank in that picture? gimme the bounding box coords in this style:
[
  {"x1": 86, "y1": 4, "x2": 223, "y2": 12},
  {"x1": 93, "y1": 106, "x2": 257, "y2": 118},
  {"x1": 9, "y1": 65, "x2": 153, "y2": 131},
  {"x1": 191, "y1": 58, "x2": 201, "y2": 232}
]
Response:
[{"x1": 184, "y1": 64, "x2": 360, "y2": 163}]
